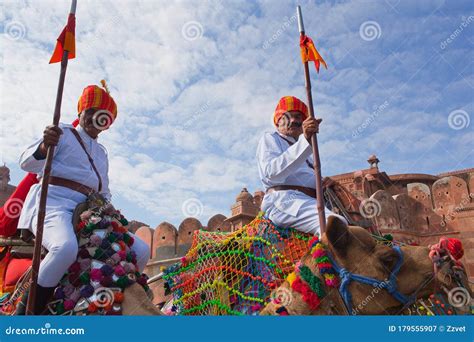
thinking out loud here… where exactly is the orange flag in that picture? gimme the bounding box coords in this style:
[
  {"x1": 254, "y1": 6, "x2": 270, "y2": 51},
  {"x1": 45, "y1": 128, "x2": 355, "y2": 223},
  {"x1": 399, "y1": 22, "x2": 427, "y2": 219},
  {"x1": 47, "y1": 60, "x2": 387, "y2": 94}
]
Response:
[
  {"x1": 300, "y1": 34, "x2": 327, "y2": 73},
  {"x1": 49, "y1": 13, "x2": 76, "y2": 64}
]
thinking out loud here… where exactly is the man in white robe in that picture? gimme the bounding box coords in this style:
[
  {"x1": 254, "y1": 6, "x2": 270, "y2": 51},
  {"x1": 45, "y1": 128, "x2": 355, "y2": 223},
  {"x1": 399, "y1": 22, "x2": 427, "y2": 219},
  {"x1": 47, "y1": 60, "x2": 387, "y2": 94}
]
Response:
[
  {"x1": 17, "y1": 82, "x2": 150, "y2": 314},
  {"x1": 256, "y1": 96, "x2": 347, "y2": 235}
]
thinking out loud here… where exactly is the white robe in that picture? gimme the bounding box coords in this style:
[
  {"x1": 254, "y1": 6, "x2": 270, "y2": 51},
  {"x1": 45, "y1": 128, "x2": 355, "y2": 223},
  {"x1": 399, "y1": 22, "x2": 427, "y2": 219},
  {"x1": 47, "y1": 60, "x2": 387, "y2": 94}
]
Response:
[
  {"x1": 18, "y1": 123, "x2": 111, "y2": 231},
  {"x1": 256, "y1": 131, "x2": 347, "y2": 235},
  {"x1": 17, "y1": 123, "x2": 150, "y2": 286}
]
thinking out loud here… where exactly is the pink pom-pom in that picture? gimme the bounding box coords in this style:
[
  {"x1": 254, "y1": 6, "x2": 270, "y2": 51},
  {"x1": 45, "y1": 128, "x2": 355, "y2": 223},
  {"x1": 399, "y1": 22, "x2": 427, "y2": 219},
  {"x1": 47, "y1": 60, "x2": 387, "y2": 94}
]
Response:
[
  {"x1": 69, "y1": 289, "x2": 81, "y2": 302},
  {"x1": 114, "y1": 265, "x2": 126, "y2": 276},
  {"x1": 325, "y1": 278, "x2": 339, "y2": 287},
  {"x1": 312, "y1": 249, "x2": 325, "y2": 258},
  {"x1": 118, "y1": 250, "x2": 127, "y2": 260},
  {"x1": 63, "y1": 284, "x2": 75, "y2": 297},
  {"x1": 251, "y1": 304, "x2": 262, "y2": 311},
  {"x1": 90, "y1": 268, "x2": 103, "y2": 282},
  {"x1": 128, "y1": 262, "x2": 136, "y2": 272},
  {"x1": 80, "y1": 210, "x2": 93, "y2": 221},
  {"x1": 111, "y1": 253, "x2": 122, "y2": 264},
  {"x1": 295, "y1": 261, "x2": 302, "y2": 271},
  {"x1": 64, "y1": 299, "x2": 75, "y2": 311},
  {"x1": 79, "y1": 258, "x2": 91, "y2": 271},
  {"x1": 122, "y1": 262, "x2": 134, "y2": 273},
  {"x1": 90, "y1": 234, "x2": 102, "y2": 247}
]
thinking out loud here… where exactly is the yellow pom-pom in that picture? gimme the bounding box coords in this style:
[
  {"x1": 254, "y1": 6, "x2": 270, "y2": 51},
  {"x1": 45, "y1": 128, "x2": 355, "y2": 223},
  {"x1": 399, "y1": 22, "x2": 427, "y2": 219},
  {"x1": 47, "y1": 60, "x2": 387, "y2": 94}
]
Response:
[
  {"x1": 100, "y1": 79, "x2": 110, "y2": 93},
  {"x1": 286, "y1": 272, "x2": 297, "y2": 286}
]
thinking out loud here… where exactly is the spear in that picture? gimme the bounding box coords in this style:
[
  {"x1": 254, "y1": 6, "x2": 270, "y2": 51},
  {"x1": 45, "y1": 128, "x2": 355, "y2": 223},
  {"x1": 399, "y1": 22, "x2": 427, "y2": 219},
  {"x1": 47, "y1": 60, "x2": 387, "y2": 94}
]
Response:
[
  {"x1": 26, "y1": 0, "x2": 77, "y2": 315},
  {"x1": 295, "y1": 10, "x2": 351, "y2": 316},
  {"x1": 296, "y1": 6, "x2": 327, "y2": 234}
]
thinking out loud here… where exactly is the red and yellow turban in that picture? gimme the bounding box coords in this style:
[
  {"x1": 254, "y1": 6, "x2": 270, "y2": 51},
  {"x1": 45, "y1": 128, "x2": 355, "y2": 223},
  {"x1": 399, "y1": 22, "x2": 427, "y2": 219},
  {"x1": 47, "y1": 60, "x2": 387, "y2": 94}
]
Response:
[
  {"x1": 273, "y1": 96, "x2": 308, "y2": 126},
  {"x1": 77, "y1": 80, "x2": 118, "y2": 120}
]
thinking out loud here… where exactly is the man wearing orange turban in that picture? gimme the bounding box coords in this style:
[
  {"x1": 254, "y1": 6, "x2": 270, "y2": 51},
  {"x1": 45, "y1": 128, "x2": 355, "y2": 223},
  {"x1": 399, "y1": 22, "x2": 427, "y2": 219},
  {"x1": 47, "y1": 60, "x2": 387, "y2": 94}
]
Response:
[
  {"x1": 17, "y1": 81, "x2": 150, "y2": 314},
  {"x1": 256, "y1": 96, "x2": 347, "y2": 235}
]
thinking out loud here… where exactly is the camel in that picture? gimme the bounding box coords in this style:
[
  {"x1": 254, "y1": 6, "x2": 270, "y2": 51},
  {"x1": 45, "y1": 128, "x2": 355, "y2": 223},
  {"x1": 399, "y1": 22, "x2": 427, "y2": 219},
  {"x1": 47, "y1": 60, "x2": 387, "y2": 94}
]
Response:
[
  {"x1": 121, "y1": 283, "x2": 162, "y2": 315},
  {"x1": 4, "y1": 215, "x2": 469, "y2": 316},
  {"x1": 260, "y1": 216, "x2": 471, "y2": 315}
]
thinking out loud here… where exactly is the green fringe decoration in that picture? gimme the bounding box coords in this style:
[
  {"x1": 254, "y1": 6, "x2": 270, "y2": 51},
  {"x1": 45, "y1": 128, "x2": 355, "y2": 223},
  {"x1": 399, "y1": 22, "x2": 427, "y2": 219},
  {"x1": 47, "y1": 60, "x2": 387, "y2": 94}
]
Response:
[{"x1": 299, "y1": 265, "x2": 325, "y2": 298}]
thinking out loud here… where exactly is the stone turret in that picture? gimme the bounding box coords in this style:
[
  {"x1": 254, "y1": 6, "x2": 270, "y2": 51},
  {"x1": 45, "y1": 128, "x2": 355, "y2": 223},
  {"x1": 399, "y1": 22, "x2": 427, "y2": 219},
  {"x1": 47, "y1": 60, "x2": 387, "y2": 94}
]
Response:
[
  {"x1": 225, "y1": 188, "x2": 260, "y2": 232},
  {"x1": 367, "y1": 154, "x2": 380, "y2": 169},
  {"x1": 0, "y1": 164, "x2": 16, "y2": 206}
]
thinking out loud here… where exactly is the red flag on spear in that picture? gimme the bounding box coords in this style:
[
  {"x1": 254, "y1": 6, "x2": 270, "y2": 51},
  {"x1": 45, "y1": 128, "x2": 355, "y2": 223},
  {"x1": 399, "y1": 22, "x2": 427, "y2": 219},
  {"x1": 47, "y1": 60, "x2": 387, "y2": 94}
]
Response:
[
  {"x1": 26, "y1": 0, "x2": 77, "y2": 315},
  {"x1": 0, "y1": 8, "x2": 78, "y2": 234},
  {"x1": 295, "y1": 6, "x2": 327, "y2": 234},
  {"x1": 300, "y1": 34, "x2": 327, "y2": 73},
  {"x1": 49, "y1": 12, "x2": 76, "y2": 63}
]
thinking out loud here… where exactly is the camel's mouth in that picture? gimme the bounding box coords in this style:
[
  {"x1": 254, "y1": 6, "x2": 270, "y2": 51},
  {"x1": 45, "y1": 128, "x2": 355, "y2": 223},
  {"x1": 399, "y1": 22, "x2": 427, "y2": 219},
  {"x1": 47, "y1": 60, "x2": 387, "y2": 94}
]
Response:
[{"x1": 386, "y1": 267, "x2": 472, "y2": 315}]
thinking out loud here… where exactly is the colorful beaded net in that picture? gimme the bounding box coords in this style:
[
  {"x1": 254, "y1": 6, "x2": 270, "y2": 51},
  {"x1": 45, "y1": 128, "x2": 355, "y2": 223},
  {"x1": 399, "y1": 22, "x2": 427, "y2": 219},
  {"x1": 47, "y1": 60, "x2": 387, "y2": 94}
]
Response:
[{"x1": 163, "y1": 214, "x2": 312, "y2": 315}]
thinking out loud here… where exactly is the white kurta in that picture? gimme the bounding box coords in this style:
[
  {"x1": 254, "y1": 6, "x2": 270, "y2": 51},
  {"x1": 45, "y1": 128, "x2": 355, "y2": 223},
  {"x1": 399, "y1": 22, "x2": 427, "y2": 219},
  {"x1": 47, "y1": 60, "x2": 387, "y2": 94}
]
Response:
[
  {"x1": 18, "y1": 123, "x2": 150, "y2": 286},
  {"x1": 256, "y1": 131, "x2": 347, "y2": 235}
]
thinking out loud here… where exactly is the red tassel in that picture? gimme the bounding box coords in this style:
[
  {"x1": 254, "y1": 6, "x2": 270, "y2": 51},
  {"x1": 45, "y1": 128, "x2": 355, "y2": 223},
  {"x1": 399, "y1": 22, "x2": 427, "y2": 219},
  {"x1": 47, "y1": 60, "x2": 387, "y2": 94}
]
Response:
[{"x1": 446, "y1": 238, "x2": 464, "y2": 260}]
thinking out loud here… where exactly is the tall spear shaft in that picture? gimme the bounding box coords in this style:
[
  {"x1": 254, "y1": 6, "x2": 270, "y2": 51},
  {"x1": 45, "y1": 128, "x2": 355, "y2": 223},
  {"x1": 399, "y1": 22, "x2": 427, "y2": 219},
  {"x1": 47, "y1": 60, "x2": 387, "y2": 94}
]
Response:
[
  {"x1": 26, "y1": 0, "x2": 77, "y2": 315},
  {"x1": 296, "y1": 6, "x2": 327, "y2": 234}
]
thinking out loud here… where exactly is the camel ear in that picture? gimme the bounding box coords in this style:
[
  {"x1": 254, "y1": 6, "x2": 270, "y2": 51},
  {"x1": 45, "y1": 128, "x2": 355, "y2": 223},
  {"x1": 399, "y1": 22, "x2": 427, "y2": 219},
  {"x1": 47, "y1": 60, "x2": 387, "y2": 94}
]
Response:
[{"x1": 325, "y1": 216, "x2": 351, "y2": 254}]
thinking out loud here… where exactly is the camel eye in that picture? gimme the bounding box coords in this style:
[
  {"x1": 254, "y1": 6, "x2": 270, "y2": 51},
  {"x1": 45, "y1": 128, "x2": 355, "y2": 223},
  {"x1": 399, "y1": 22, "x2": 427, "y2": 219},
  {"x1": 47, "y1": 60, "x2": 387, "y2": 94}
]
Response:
[{"x1": 380, "y1": 253, "x2": 398, "y2": 270}]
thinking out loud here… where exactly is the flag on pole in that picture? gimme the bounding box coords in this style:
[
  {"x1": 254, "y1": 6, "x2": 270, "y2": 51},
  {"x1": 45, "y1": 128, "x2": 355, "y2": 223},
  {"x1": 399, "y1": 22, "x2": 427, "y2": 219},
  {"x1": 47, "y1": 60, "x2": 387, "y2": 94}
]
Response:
[
  {"x1": 49, "y1": 13, "x2": 76, "y2": 64},
  {"x1": 300, "y1": 34, "x2": 327, "y2": 73}
]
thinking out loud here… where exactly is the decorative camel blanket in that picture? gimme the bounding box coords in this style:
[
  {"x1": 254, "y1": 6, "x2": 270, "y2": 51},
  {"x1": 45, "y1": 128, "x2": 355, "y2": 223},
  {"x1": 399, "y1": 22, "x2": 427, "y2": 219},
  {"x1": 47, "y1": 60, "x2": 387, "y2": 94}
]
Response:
[
  {"x1": 163, "y1": 214, "x2": 312, "y2": 315},
  {"x1": 50, "y1": 204, "x2": 150, "y2": 315},
  {"x1": 1, "y1": 203, "x2": 150, "y2": 315}
]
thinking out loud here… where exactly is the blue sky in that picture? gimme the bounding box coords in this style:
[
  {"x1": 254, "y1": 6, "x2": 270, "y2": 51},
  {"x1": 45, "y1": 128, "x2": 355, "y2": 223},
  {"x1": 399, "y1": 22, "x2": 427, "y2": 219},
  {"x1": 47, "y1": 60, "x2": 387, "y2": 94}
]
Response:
[{"x1": 1, "y1": 0, "x2": 473, "y2": 228}]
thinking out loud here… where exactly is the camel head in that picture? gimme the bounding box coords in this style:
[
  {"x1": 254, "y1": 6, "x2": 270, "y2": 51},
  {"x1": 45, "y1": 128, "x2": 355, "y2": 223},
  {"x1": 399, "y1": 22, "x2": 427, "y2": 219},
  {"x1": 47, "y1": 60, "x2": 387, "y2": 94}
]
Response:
[{"x1": 261, "y1": 216, "x2": 469, "y2": 315}]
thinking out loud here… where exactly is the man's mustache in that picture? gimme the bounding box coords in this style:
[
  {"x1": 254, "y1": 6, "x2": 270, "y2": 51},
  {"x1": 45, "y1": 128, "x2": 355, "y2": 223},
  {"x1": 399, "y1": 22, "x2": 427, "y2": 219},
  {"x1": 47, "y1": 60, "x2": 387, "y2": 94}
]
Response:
[
  {"x1": 282, "y1": 113, "x2": 302, "y2": 128},
  {"x1": 287, "y1": 122, "x2": 302, "y2": 128}
]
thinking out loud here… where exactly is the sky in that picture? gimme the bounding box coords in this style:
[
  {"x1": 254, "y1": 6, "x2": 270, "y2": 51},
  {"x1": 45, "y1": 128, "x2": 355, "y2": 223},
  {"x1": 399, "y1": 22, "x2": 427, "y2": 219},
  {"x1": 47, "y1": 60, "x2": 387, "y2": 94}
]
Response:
[{"x1": 1, "y1": 0, "x2": 473, "y2": 229}]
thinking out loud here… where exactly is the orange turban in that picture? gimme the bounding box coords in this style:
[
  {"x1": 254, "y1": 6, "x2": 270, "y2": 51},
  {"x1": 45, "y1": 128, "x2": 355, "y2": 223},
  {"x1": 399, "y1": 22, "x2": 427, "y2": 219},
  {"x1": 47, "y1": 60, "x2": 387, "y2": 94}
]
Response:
[
  {"x1": 77, "y1": 80, "x2": 118, "y2": 120},
  {"x1": 273, "y1": 96, "x2": 308, "y2": 126}
]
